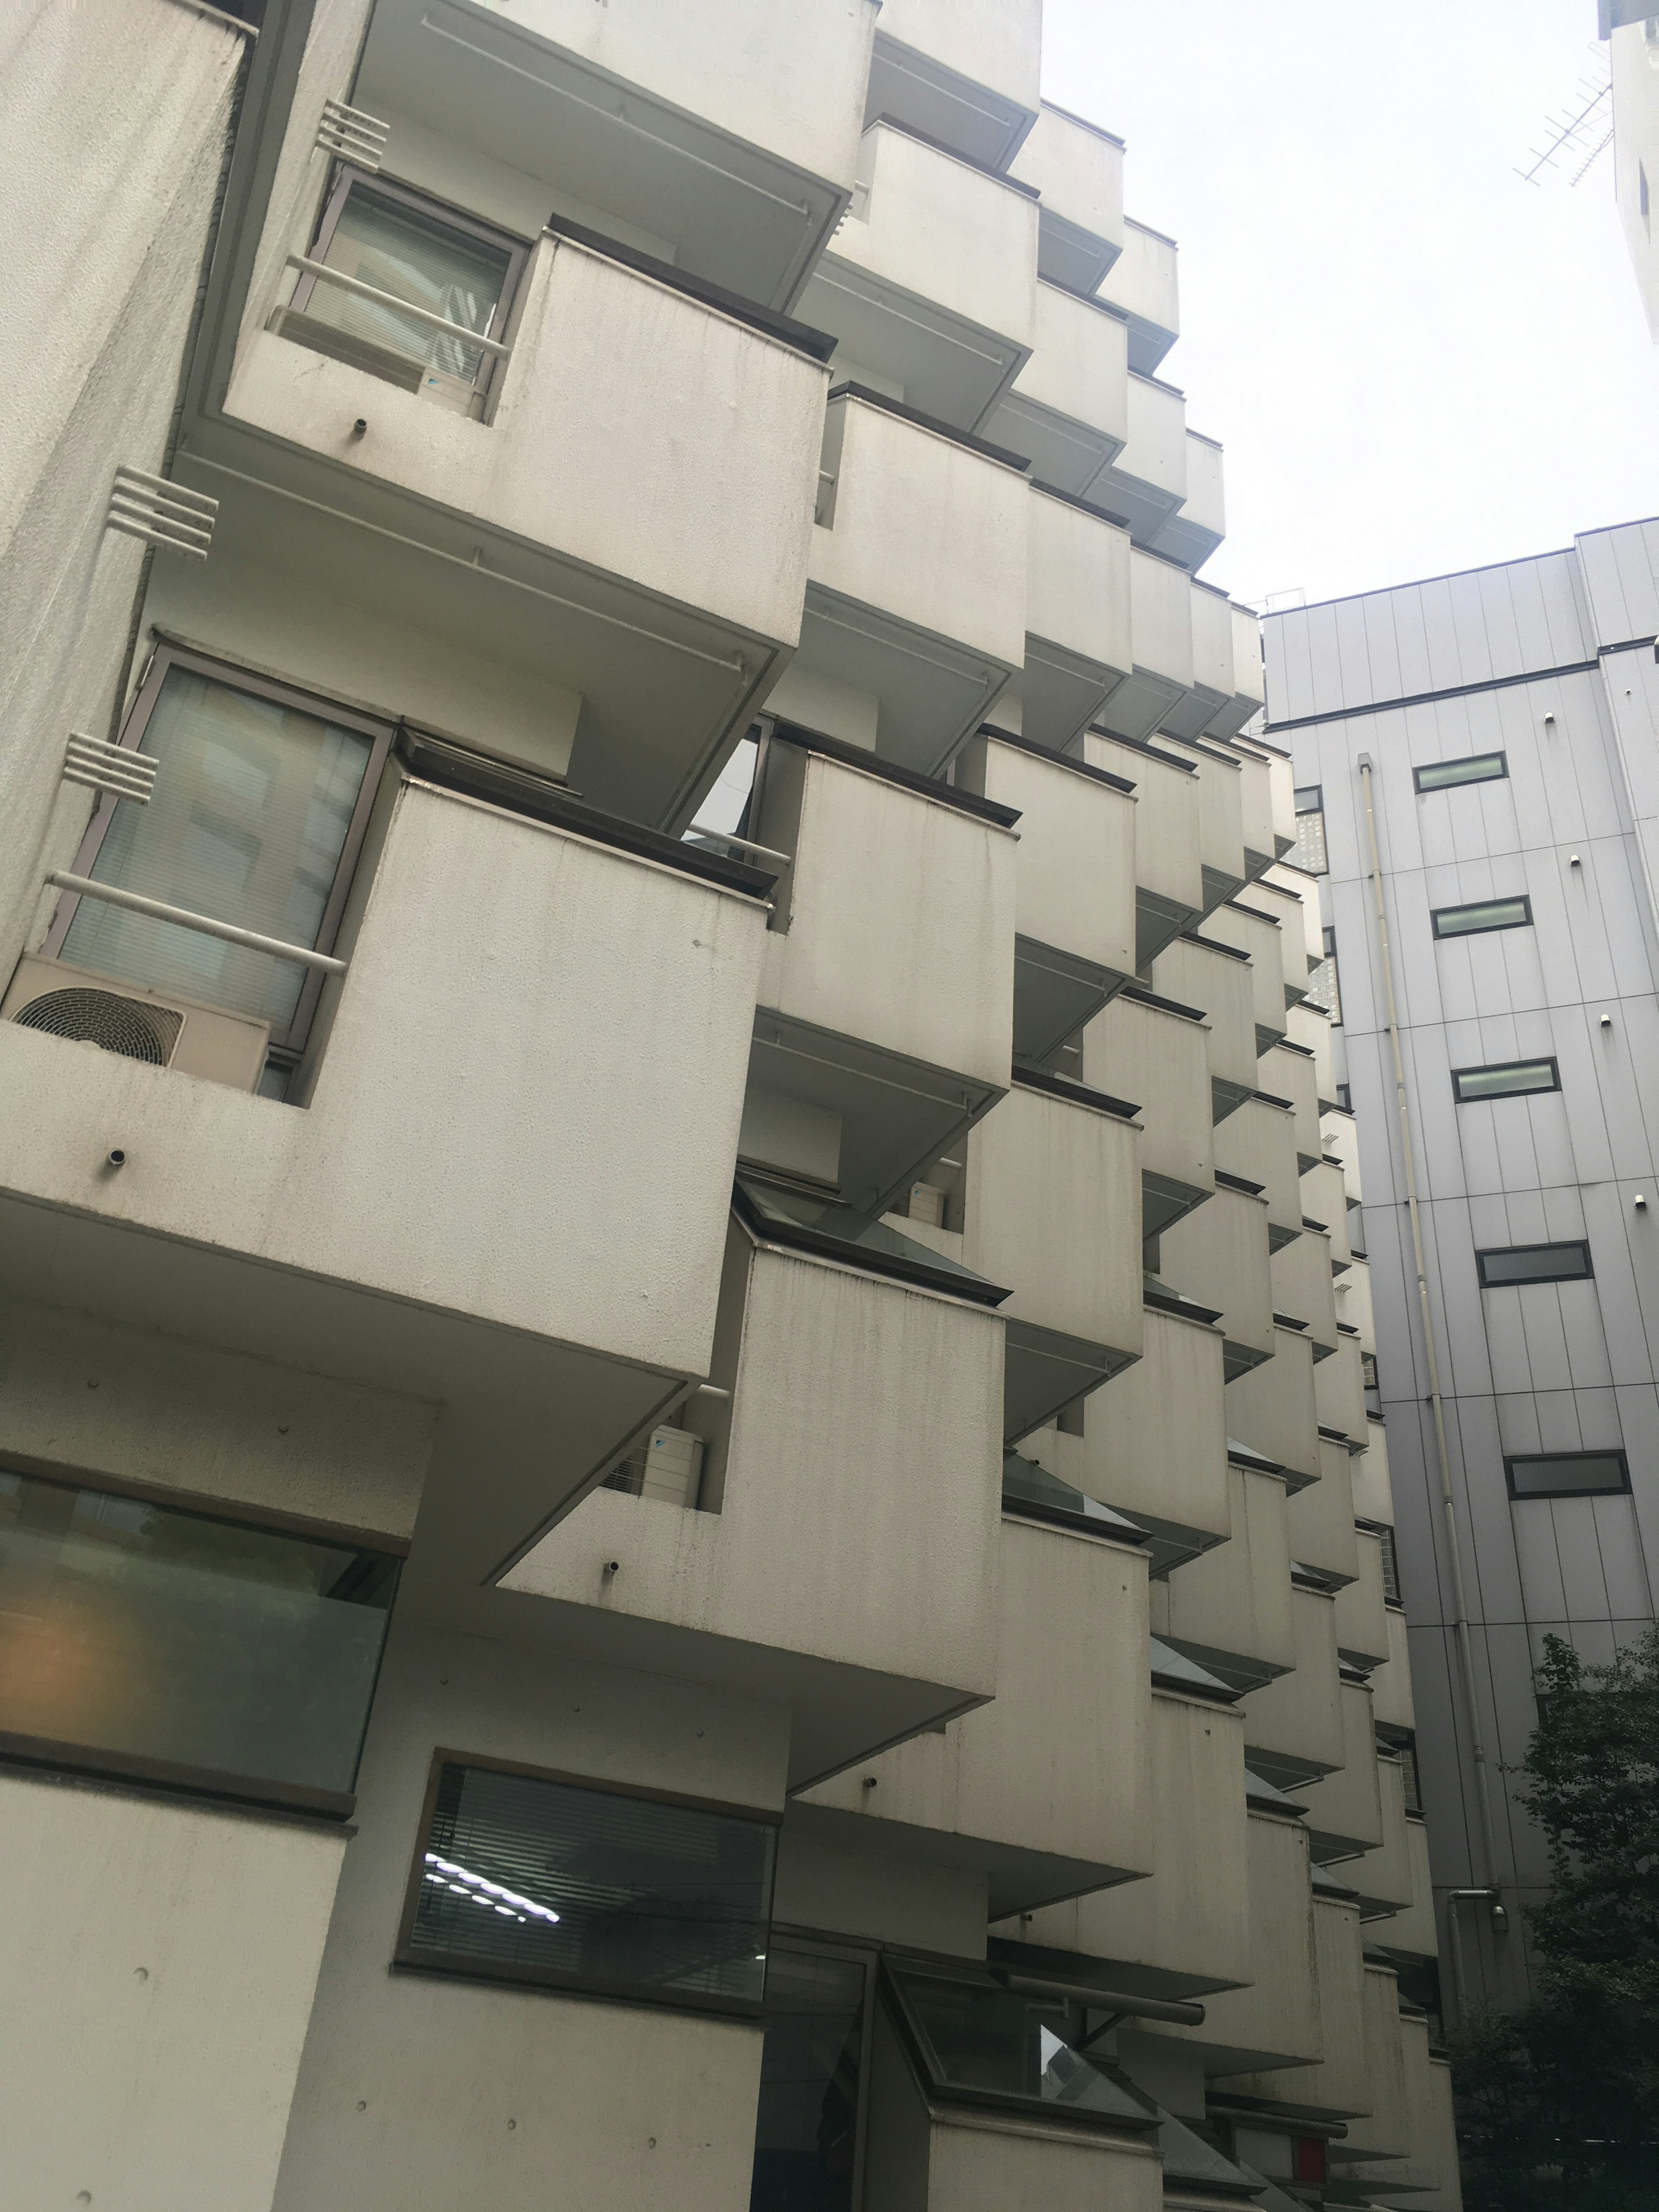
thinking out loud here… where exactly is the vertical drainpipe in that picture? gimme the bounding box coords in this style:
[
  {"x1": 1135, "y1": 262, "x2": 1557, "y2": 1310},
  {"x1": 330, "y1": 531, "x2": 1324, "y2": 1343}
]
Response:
[{"x1": 1356, "y1": 752, "x2": 1502, "y2": 2017}]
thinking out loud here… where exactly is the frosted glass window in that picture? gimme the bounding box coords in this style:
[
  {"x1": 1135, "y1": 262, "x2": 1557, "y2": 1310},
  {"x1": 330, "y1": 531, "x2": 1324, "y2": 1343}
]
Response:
[
  {"x1": 1452, "y1": 1058, "x2": 1559, "y2": 1103},
  {"x1": 1413, "y1": 753, "x2": 1507, "y2": 793},
  {"x1": 308, "y1": 181, "x2": 512, "y2": 394},
  {"x1": 0, "y1": 1465, "x2": 397, "y2": 1804},
  {"x1": 1431, "y1": 896, "x2": 1532, "y2": 939},
  {"x1": 62, "y1": 666, "x2": 375, "y2": 1037}
]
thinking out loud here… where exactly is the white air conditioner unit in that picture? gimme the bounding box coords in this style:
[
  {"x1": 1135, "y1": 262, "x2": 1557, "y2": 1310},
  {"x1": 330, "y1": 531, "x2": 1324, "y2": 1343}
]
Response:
[
  {"x1": 1, "y1": 957, "x2": 271, "y2": 1093},
  {"x1": 604, "y1": 1426, "x2": 705, "y2": 1509}
]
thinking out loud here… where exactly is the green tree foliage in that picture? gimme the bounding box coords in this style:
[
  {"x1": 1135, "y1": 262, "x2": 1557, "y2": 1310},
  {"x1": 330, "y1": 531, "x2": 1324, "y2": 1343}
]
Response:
[{"x1": 1455, "y1": 1626, "x2": 1659, "y2": 2209}]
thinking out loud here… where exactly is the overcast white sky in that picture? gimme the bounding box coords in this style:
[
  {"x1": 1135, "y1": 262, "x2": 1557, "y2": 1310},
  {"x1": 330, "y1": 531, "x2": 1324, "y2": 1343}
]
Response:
[{"x1": 1041, "y1": 0, "x2": 1659, "y2": 609}]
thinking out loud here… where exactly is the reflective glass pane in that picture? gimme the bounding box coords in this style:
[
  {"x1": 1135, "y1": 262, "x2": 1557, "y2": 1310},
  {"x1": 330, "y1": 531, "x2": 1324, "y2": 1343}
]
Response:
[
  {"x1": 1453, "y1": 1059, "x2": 1557, "y2": 1102},
  {"x1": 1477, "y1": 1242, "x2": 1592, "y2": 1286},
  {"x1": 750, "y1": 1950, "x2": 865, "y2": 2212},
  {"x1": 1414, "y1": 753, "x2": 1506, "y2": 792},
  {"x1": 1507, "y1": 1452, "x2": 1628, "y2": 1497},
  {"x1": 313, "y1": 184, "x2": 511, "y2": 388},
  {"x1": 63, "y1": 667, "x2": 374, "y2": 1033},
  {"x1": 893, "y1": 1972, "x2": 1153, "y2": 2124},
  {"x1": 407, "y1": 1761, "x2": 774, "y2": 2008},
  {"x1": 1432, "y1": 898, "x2": 1530, "y2": 938},
  {"x1": 0, "y1": 1467, "x2": 397, "y2": 1796},
  {"x1": 734, "y1": 1174, "x2": 997, "y2": 1296},
  {"x1": 1002, "y1": 1451, "x2": 1143, "y2": 1539}
]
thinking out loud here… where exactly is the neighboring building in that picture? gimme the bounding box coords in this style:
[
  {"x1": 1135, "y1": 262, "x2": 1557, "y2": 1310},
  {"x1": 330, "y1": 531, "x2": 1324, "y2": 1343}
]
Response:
[
  {"x1": 1267, "y1": 519, "x2": 1659, "y2": 2018},
  {"x1": 1603, "y1": 1, "x2": 1659, "y2": 337},
  {"x1": 1, "y1": 3, "x2": 1456, "y2": 2207}
]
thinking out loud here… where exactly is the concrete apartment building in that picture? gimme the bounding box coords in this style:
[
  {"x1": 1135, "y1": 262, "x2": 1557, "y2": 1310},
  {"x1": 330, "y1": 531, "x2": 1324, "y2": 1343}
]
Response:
[
  {"x1": 3, "y1": 2, "x2": 1459, "y2": 2207},
  {"x1": 1268, "y1": 519, "x2": 1659, "y2": 2018},
  {"x1": 1604, "y1": 0, "x2": 1659, "y2": 337}
]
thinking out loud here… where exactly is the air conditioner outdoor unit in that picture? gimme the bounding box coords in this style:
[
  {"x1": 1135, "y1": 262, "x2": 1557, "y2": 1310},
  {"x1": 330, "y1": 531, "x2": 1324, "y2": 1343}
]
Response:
[
  {"x1": 604, "y1": 1426, "x2": 705, "y2": 1509},
  {"x1": 0, "y1": 957, "x2": 271, "y2": 1093}
]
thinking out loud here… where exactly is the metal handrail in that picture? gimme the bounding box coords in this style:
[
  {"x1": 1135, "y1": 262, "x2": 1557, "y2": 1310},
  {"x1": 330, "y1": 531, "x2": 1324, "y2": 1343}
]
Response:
[
  {"x1": 47, "y1": 873, "x2": 348, "y2": 975},
  {"x1": 685, "y1": 825, "x2": 792, "y2": 867},
  {"x1": 284, "y1": 254, "x2": 513, "y2": 358}
]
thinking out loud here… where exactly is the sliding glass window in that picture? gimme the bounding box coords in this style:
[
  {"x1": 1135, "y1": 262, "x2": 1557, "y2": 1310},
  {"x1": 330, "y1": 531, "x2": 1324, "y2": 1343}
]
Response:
[
  {"x1": 0, "y1": 1465, "x2": 399, "y2": 1811},
  {"x1": 750, "y1": 1943, "x2": 873, "y2": 2212},
  {"x1": 287, "y1": 168, "x2": 526, "y2": 413},
  {"x1": 1431, "y1": 895, "x2": 1532, "y2": 940},
  {"x1": 1414, "y1": 753, "x2": 1507, "y2": 793},
  {"x1": 48, "y1": 645, "x2": 391, "y2": 1061},
  {"x1": 1476, "y1": 1241, "x2": 1593, "y2": 1287},
  {"x1": 1452, "y1": 1057, "x2": 1559, "y2": 1103},
  {"x1": 398, "y1": 1755, "x2": 776, "y2": 2016}
]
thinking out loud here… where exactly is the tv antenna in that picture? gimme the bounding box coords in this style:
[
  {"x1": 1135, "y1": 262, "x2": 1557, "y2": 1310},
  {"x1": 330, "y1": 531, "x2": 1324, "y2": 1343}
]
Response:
[{"x1": 1517, "y1": 43, "x2": 1613, "y2": 187}]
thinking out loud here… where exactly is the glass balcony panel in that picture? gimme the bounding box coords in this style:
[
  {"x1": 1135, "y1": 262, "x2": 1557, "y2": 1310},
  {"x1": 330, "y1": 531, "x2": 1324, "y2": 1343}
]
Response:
[{"x1": 750, "y1": 1948, "x2": 867, "y2": 2212}]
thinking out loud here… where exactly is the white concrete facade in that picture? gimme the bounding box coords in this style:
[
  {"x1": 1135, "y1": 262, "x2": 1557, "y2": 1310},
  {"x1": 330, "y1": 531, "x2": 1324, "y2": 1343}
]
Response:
[{"x1": 0, "y1": 3, "x2": 1455, "y2": 2208}]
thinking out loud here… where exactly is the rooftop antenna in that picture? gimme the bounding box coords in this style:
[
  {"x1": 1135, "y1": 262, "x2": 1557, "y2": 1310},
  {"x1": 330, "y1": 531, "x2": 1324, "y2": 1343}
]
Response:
[{"x1": 1516, "y1": 42, "x2": 1613, "y2": 187}]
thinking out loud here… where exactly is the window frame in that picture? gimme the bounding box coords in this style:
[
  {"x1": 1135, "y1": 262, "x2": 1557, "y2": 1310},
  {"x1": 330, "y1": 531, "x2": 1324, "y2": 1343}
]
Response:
[
  {"x1": 1504, "y1": 1449, "x2": 1631, "y2": 1501},
  {"x1": 43, "y1": 641, "x2": 396, "y2": 1064},
  {"x1": 1475, "y1": 1240, "x2": 1594, "y2": 1288},
  {"x1": 1450, "y1": 1055, "x2": 1561, "y2": 1105},
  {"x1": 292, "y1": 164, "x2": 531, "y2": 410},
  {"x1": 753, "y1": 1934, "x2": 878, "y2": 2212},
  {"x1": 393, "y1": 1748, "x2": 782, "y2": 2021},
  {"x1": 1412, "y1": 751, "x2": 1509, "y2": 795},
  {"x1": 1430, "y1": 893, "x2": 1533, "y2": 941}
]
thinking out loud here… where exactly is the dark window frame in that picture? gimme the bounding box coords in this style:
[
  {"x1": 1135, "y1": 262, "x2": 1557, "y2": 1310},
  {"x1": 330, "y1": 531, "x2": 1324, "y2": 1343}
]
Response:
[
  {"x1": 753, "y1": 1935, "x2": 878, "y2": 2212},
  {"x1": 1450, "y1": 1055, "x2": 1561, "y2": 1105},
  {"x1": 393, "y1": 1749, "x2": 781, "y2": 2022},
  {"x1": 292, "y1": 163, "x2": 531, "y2": 411},
  {"x1": 1504, "y1": 1449, "x2": 1631, "y2": 1500},
  {"x1": 1476, "y1": 1240, "x2": 1594, "y2": 1288},
  {"x1": 1431, "y1": 893, "x2": 1533, "y2": 941},
  {"x1": 1412, "y1": 751, "x2": 1509, "y2": 795},
  {"x1": 43, "y1": 641, "x2": 395, "y2": 1065}
]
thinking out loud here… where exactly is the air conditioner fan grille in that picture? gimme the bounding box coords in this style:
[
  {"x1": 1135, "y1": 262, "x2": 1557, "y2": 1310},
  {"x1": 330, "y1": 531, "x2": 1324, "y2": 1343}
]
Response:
[{"x1": 13, "y1": 987, "x2": 182, "y2": 1064}]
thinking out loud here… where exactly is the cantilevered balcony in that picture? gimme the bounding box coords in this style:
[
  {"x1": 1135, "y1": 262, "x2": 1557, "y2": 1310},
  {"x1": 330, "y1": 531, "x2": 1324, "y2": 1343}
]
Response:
[
  {"x1": 1159, "y1": 1183, "x2": 1274, "y2": 1379},
  {"x1": 1092, "y1": 372, "x2": 1187, "y2": 545},
  {"x1": 864, "y1": 0, "x2": 1042, "y2": 170},
  {"x1": 962, "y1": 1076, "x2": 1143, "y2": 1440},
  {"x1": 347, "y1": 0, "x2": 878, "y2": 308},
  {"x1": 1226, "y1": 1325, "x2": 1321, "y2": 1486},
  {"x1": 800, "y1": 122, "x2": 1037, "y2": 429},
  {"x1": 1011, "y1": 1684, "x2": 1250, "y2": 1999},
  {"x1": 1098, "y1": 217, "x2": 1180, "y2": 375},
  {"x1": 1147, "y1": 940, "x2": 1255, "y2": 1131},
  {"x1": 1215, "y1": 1094, "x2": 1302, "y2": 1249},
  {"x1": 1243, "y1": 1584, "x2": 1345, "y2": 1790},
  {"x1": 797, "y1": 389, "x2": 1029, "y2": 775},
  {"x1": 1297, "y1": 1682, "x2": 1385, "y2": 1862},
  {"x1": 1205, "y1": 902, "x2": 1288, "y2": 1058},
  {"x1": 1230, "y1": 1885, "x2": 1369, "y2": 2115},
  {"x1": 1161, "y1": 581, "x2": 1237, "y2": 741},
  {"x1": 1009, "y1": 101, "x2": 1125, "y2": 292},
  {"x1": 1156, "y1": 1465, "x2": 1295, "y2": 1693},
  {"x1": 1019, "y1": 492, "x2": 1133, "y2": 751},
  {"x1": 1086, "y1": 988, "x2": 1214, "y2": 1243},
  {"x1": 1150, "y1": 431, "x2": 1226, "y2": 574},
  {"x1": 983, "y1": 282, "x2": 1128, "y2": 499},
  {"x1": 956, "y1": 732, "x2": 1135, "y2": 1067},
  {"x1": 1271, "y1": 1224, "x2": 1338, "y2": 1359},
  {"x1": 1043, "y1": 1301, "x2": 1230, "y2": 1572},
  {"x1": 1090, "y1": 551, "x2": 1195, "y2": 744},
  {"x1": 795, "y1": 1510, "x2": 1152, "y2": 1913},
  {"x1": 744, "y1": 725, "x2": 1016, "y2": 1215},
  {"x1": 1287, "y1": 1437, "x2": 1361, "y2": 1588},
  {"x1": 0, "y1": 771, "x2": 771, "y2": 1607},
  {"x1": 1150, "y1": 1810, "x2": 1322, "y2": 2074},
  {"x1": 1084, "y1": 735, "x2": 1202, "y2": 966},
  {"x1": 216, "y1": 226, "x2": 830, "y2": 826},
  {"x1": 505, "y1": 1220, "x2": 1007, "y2": 1789}
]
